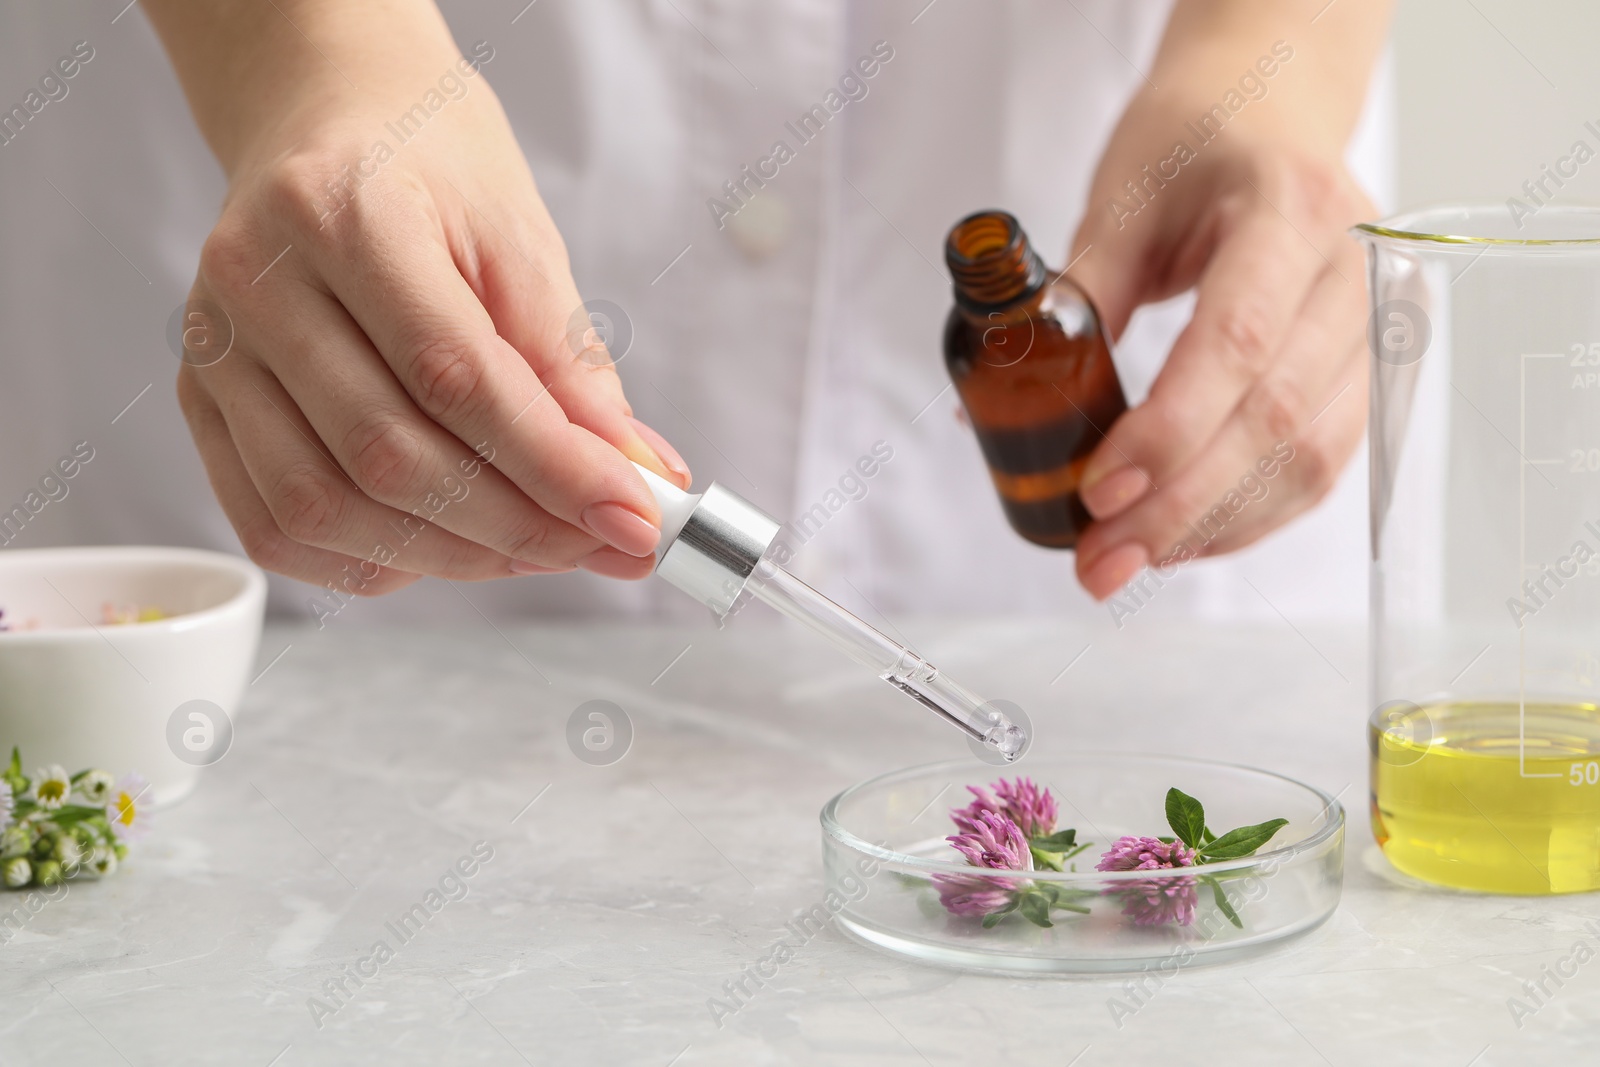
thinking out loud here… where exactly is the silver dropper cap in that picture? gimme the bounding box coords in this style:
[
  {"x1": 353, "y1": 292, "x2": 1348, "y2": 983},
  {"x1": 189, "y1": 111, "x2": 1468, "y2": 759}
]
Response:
[{"x1": 636, "y1": 468, "x2": 780, "y2": 619}]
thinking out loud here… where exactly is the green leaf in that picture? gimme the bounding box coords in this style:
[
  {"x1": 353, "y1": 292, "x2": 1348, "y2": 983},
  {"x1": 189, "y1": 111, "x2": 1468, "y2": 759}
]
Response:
[
  {"x1": 1030, "y1": 829, "x2": 1089, "y2": 873},
  {"x1": 1030, "y1": 846, "x2": 1065, "y2": 872},
  {"x1": 1031, "y1": 829, "x2": 1079, "y2": 851},
  {"x1": 1036, "y1": 883, "x2": 1086, "y2": 904},
  {"x1": 1201, "y1": 826, "x2": 1217, "y2": 845},
  {"x1": 1035, "y1": 883, "x2": 1093, "y2": 914},
  {"x1": 982, "y1": 900, "x2": 1020, "y2": 928},
  {"x1": 1201, "y1": 875, "x2": 1242, "y2": 928},
  {"x1": 3, "y1": 747, "x2": 26, "y2": 796},
  {"x1": 1018, "y1": 891, "x2": 1053, "y2": 928},
  {"x1": 1199, "y1": 819, "x2": 1289, "y2": 861},
  {"x1": 44, "y1": 806, "x2": 106, "y2": 828},
  {"x1": 1165, "y1": 788, "x2": 1206, "y2": 850}
]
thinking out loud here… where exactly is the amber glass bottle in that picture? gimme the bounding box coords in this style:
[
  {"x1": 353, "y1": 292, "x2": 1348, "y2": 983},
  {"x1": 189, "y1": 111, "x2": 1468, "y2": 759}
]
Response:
[{"x1": 943, "y1": 210, "x2": 1127, "y2": 549}]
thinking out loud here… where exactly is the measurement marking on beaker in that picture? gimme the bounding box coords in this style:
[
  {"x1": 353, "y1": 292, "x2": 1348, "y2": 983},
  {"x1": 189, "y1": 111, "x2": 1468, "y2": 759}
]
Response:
[{"x1": 1518, "y1": 353, "x2": 1567, "y2": 778}]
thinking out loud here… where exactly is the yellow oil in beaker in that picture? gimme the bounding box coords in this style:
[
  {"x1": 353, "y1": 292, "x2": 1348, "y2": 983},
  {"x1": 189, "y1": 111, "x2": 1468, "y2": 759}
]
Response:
[{"x1": 1371, "y1": 700, "x2": 1600, "y2": 894}]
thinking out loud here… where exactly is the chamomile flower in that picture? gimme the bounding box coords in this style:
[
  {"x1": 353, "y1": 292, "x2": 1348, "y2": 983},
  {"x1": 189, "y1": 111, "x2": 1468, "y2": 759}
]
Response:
[
  {"x1": 106, "y1": 773, "x2": 152, "y2": 842},
  {"x1": 2, "y1": 855, "x2": 30, "y2": 888},
  {"x1": 0, "y1": 825, "x2": 29, "y2": 859},
  {"x1": 0, "y1": 752, "x2": 148, "y2": 889},
  {"x1": 76, "y1": 770, "x2": 115, "y2": 806},
  {"x1": 52, "y1": 833, "x2": 83, "y2": 868},
  {"x1": 31, "y1": 765, "x2": 70, "y2": 810}
]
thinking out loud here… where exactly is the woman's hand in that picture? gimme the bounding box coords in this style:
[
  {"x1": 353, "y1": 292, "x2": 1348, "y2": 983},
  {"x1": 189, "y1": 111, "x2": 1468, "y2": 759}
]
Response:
[
  {"x1": 1066, "y1": 0, "x2": 1390, "y2": 600},
  {"x1": 148, "y1": 0, "x2": 688, "y2": 595}
]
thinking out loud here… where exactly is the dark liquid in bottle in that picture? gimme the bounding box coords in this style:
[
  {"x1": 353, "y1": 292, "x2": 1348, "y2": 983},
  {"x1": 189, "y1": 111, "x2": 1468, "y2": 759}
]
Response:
[{"x1": 943, "y1": 211, "x2": 1127, "y2": 549}]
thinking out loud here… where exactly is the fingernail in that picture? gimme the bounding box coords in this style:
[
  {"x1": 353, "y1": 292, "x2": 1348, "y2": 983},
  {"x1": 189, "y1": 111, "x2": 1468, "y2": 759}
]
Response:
[
  {"x1": 509, "y1": 561, "x2": 574, "y2": 575},
  {"x1": 627, "y1": 416, "x2": 691, "y2": 487},
  {"x1": 1082, "y1": 542, "x2": 1149, "y2": 600},
  {"x1": 581, "y1": 502, "x2": 660, "y2": 557},
  {"x1": 1081, "y1": 466, "x2": 1150, "y2": 521},
  {"x1": 577, "y1": 546, "x2": 656, "y2": 580}
]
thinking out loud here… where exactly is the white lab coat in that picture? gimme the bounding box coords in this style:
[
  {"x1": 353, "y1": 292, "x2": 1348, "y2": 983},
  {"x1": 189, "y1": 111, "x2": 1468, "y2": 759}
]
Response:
[{"x1": 0, "y1": 1, "x2": 1393, "y2": 627}]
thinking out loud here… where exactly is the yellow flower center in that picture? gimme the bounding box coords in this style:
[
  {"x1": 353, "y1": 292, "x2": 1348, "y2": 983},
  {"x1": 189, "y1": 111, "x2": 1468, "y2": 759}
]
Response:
[
  {"x1": 113, "y1": 792, "x2": 136, "y2": 826},
  {"x1": 38, "y1": 780, "x2": 66, "y2": 803}
]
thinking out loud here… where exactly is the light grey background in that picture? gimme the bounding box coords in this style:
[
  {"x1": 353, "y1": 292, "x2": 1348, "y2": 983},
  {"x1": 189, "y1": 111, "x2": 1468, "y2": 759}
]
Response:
[
  {"x1": 0, "y1": 2, "x2": 1576, "y2": 629},
  {"x1": 1395, "y1": 0, "x2": 1600, "y2": 209}
]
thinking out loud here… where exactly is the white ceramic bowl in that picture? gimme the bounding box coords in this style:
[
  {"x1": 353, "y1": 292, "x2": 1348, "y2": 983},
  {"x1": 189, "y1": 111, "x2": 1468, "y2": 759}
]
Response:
[{"x1": 0, "y1": 546, "x2": 266, "y2": 806}]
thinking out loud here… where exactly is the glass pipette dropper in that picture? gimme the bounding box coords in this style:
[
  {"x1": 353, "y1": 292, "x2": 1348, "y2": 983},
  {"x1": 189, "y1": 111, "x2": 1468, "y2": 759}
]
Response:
[{"x1": 632, "y1": 464, "x2": 1029, "y2": 762}]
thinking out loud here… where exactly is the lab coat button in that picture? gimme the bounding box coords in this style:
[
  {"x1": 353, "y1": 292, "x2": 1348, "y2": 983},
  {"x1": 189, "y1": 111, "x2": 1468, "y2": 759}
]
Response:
[{"x1": 725, "y1": 192, "x2": 791, "y2": 260}]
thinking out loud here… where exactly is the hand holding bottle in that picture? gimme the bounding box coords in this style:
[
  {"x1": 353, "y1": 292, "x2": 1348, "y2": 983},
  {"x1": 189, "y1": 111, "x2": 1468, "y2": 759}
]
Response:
[{"x1": 1064, "y1": 0, "x2": 1389, "y2": 599}]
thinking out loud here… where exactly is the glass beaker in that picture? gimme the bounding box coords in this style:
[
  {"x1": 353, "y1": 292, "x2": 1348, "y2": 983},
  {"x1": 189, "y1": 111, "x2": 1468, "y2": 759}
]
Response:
[{"x1": 1359, "y1": 205, "x2": 1600, "y2": 895}]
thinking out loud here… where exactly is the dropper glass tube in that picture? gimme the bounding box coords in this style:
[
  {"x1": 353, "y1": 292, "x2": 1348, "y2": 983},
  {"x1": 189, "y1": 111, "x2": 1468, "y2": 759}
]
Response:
[
  {"x1": 633, "y1": 462, "x2": 1029, "y2": 762},
  {"x1": 743, "y1": 558, "x2": 1028, "y2": 760}
]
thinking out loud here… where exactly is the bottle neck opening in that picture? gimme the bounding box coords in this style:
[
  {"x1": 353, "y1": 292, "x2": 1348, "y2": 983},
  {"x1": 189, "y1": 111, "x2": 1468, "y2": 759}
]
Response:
[{"x1": 946, "y1": 210, "x2": 1048, "y2": 313}]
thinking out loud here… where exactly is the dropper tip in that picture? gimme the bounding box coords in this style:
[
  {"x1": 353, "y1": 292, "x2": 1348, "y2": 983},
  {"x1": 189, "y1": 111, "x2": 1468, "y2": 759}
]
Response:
[{"x1": 986, "y1": 721, "x2": 1029, "y2": 762}]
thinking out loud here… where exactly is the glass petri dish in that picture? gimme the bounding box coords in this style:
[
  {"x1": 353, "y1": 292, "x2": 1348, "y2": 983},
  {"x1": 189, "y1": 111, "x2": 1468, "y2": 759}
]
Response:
[{"x1": 820, "y1": 754, "x2": 1344, "y2": 975}]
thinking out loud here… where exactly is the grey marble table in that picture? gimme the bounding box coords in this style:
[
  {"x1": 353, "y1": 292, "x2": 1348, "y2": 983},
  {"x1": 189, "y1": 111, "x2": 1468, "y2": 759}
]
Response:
[{"x1": 1, "y1": 617, "x2": 1595, "y2": 1066}]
